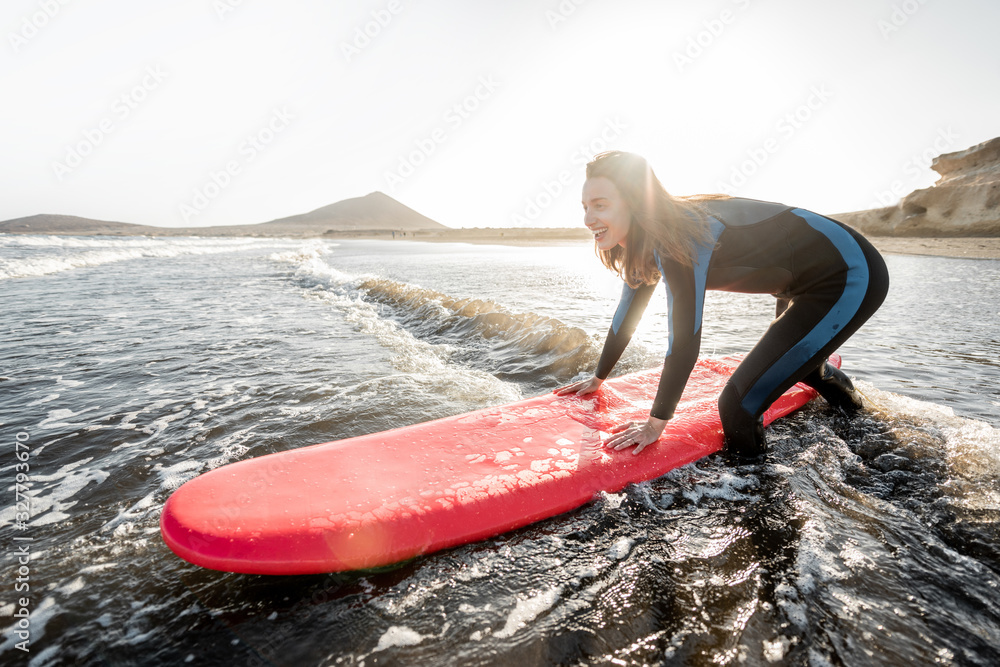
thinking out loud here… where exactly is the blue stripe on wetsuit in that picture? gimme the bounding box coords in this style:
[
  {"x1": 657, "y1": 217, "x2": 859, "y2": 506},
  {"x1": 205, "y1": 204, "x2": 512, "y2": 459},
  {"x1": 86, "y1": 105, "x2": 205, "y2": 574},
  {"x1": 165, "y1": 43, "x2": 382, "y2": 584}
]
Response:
[
  {"x1": 739, "y1": 209, "x2": 870, "y2": 415},
  {"x1": 611, "y1": 282, "x2": 637, "y2": 335},
  {"x1": 652, "y1": 252, "x2": 675, "y2": 352},
  {"x1": 653, "y1": 216, "x2": 725, "y2": 356}
]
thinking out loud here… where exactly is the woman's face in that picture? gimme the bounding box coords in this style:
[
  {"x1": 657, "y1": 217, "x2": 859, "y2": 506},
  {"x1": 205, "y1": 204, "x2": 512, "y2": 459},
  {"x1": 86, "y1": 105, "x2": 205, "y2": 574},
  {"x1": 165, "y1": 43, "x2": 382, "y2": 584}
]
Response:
[{"x1": 582, "y1": 176, "x2": 631, "y2": 250}]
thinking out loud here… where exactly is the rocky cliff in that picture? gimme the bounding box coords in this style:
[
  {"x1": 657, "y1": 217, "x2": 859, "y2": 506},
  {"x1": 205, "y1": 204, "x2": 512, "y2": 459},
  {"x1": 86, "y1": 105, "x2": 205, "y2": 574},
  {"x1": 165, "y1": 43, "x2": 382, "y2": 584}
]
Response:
[{"x1": 835, "y1": 137, "x2": 1000, "y2": 236}]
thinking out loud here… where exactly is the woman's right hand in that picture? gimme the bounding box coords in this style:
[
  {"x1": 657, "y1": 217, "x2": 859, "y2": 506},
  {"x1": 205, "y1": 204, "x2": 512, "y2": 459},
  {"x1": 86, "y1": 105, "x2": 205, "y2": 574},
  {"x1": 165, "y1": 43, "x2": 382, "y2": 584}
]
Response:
[{"x1": 554, "y1": 376, "x2": 603, "y2": 397}]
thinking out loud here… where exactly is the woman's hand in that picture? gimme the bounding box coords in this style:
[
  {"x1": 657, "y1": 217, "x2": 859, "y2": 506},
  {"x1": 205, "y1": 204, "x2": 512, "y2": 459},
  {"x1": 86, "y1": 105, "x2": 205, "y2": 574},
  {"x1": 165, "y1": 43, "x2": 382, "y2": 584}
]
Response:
[
  {"x1": 604, "y1": 416, "x2": 668, "y2": 455},
  {"x1": 554, "y1": 376, "x2": 604, "y2": 397}
]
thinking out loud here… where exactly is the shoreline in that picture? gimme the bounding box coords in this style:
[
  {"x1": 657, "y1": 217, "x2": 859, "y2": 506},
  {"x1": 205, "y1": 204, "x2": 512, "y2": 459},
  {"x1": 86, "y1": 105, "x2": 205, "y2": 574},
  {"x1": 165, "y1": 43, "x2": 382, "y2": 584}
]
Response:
[
  {"x1": 3, "y1": 227, "x2": 999, "y2": 259},
  {"x1": 418, "y1": 232, "x2": 1000, "y2": 260}
]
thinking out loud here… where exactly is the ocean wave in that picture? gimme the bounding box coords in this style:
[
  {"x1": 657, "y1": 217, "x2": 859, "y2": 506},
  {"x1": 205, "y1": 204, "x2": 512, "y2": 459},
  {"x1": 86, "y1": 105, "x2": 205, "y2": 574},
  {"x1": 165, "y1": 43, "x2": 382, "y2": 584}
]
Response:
[
  {"x1": 271, "y1": 243, "x2": 604, "y2": 388},
  {"x1": 0, "y1": 235, "x2": 299, "y2": 281},
  {"x1": 357, "y1": 276, "x2": 599, "y2": 379},
  {"x1": 271, "y1": 243, "x2": 524, "y2": 410},
  {"x1": 856, "y1": 381, "x2": 1000, "y2": 515}
]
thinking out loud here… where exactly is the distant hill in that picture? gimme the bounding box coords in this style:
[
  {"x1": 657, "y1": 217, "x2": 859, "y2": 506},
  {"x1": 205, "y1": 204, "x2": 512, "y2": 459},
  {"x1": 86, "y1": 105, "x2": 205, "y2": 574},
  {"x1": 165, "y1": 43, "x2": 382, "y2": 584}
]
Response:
[
  {"x1": 0, "y1": 192, "x2": 450, "y2": 237},
  {"x1": 0, "y1": 214, "x2": 159, "y2": 235},
  {"x1": 254, "y1": 191, "x2": 448, "y2": 233}
]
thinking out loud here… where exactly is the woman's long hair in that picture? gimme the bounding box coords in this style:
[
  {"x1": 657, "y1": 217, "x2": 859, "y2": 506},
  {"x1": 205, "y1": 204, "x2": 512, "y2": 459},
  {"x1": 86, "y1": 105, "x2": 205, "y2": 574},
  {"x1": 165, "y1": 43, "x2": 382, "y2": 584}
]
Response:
[{"x1": 587, "y1": 151, "x2": 715, "y2": 287}]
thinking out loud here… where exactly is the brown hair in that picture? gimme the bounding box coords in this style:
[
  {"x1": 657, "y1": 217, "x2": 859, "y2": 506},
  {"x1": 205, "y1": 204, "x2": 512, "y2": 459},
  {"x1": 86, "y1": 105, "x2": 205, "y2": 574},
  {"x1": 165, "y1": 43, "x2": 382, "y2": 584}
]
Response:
[{"x1": 586, "y1": 151, "x2": 714, "y2": 287}]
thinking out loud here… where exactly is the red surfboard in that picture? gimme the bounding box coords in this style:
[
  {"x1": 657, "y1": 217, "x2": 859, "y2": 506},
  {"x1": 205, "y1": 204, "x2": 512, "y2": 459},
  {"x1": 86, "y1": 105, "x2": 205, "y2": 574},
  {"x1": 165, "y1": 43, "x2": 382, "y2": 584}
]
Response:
[{"x1": 160, "y1": 355, "x2": 834, "y2": 574}]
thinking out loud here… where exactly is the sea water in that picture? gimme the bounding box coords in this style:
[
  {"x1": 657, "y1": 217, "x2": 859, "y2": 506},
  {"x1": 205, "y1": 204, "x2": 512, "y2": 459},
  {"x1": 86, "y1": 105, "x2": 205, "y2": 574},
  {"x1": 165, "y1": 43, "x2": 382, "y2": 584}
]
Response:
[{"x1": 1, "y1": 235, "x2": 999, "y2": 666}]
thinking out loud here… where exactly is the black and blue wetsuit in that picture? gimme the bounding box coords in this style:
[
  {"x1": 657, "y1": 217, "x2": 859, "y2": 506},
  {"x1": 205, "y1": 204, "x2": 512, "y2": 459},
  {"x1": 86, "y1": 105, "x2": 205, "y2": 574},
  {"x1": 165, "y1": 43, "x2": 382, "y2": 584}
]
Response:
[{"x1": 594, "y1": 197, "x2": 889, "y2": 457}]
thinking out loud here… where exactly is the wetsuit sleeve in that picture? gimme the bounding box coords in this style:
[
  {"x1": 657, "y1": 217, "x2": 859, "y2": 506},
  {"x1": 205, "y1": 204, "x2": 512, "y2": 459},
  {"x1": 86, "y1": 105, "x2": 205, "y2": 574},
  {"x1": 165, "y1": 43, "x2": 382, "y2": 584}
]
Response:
[
  {"x1": 650, "y1": 257, "x2": 704, "y2": 420},
  {"x1": 594, "y1": 282, "x2": 656, "y2": 381}
]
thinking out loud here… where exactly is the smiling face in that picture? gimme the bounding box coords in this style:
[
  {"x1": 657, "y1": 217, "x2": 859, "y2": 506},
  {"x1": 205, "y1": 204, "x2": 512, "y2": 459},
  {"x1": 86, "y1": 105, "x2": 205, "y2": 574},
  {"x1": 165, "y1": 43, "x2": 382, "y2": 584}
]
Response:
[{"x1": 582, "y1": 176, "x2": 632, "y2": 250}]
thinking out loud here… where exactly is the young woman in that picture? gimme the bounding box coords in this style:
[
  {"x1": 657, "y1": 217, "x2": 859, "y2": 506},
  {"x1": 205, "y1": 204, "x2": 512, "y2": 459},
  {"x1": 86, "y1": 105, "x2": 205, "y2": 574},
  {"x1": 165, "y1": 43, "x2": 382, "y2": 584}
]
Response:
[{"x1": 556, "y1": 151, "x2": 889, "y2": 459}]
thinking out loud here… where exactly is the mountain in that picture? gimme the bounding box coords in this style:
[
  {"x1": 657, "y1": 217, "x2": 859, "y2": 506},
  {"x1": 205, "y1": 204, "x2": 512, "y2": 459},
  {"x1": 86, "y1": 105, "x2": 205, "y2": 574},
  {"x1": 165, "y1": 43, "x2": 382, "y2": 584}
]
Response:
[
  {"x1": 0, "y1": 214, "x2": 158, "y2": 235},
  {"x1": 253, "y1": 191, "x2": 448, "y2": 233},
  {"x1": 0, "y1": 192, "x2": 449, "y2": 237}
]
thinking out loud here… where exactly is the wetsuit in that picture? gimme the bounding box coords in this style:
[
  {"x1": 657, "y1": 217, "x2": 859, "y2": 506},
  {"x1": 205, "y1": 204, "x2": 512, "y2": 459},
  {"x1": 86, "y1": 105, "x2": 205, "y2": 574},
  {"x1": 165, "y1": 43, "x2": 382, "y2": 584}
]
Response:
[{"x1": 594, "y1": 197, "x2": 890, "y2": 457}]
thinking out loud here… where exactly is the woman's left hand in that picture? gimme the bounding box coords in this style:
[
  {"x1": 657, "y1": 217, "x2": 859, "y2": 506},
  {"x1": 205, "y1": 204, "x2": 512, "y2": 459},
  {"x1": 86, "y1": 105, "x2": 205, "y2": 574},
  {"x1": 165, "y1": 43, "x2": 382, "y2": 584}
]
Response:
[{"x1": 604, "y1": 417, "x2": 669, "y2": 455}]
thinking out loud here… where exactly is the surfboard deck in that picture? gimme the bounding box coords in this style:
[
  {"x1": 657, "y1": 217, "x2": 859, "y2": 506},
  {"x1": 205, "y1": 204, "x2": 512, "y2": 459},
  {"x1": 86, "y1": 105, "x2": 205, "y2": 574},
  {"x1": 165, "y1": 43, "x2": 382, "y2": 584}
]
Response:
[{"x1": 160, "y1": 354, "x2": 836, "y2": 575}]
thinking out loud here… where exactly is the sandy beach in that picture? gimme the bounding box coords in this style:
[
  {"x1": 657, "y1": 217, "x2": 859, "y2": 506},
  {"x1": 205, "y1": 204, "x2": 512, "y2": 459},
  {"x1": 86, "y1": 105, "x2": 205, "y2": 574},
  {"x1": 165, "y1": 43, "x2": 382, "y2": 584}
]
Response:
[
  {"x1": 3, "y1": 223, "x2": 999, "y2": 259},
  {"x1": 864, "y1": 236, "x2": 1000, "y2": 260}
]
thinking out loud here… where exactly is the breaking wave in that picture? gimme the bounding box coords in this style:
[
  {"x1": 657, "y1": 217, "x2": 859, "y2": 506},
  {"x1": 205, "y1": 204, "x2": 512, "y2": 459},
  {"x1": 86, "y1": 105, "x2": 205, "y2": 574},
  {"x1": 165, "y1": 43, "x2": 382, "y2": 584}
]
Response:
[
  {"x1": 270, "y1": 243, "x2": 629, "y2": 394},
  {"x1": 0, "y1": 235, "x2": 299, "y2": 281}
]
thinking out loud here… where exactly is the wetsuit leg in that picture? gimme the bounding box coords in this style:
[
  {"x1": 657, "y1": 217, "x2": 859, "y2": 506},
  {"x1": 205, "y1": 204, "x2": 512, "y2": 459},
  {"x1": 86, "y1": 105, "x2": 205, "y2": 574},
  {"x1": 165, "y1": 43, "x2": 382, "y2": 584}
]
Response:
[
  {"x1": 720, "y1": 225, "x2": 889, "y2": 459},
  {"x1": 776, "y1": 296, "x2": 863, "y2": 411}
]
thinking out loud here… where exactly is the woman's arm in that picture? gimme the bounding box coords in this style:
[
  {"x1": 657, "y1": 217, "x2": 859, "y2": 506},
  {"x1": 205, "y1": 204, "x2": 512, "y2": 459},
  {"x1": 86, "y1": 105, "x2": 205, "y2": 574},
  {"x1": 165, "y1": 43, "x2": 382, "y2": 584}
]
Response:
[
  {"x1": 556, "y1": 262, "x2": 704, "y2": 455},
  {"x1": 554, "y1": 281, "x2": 656, "y2": 396},
  {"x1": 595, "y1": 281, "x2": 657, "y2": 380},
  {"x1": 612, "y1": 256, "x2": 704, "y2": 453}
]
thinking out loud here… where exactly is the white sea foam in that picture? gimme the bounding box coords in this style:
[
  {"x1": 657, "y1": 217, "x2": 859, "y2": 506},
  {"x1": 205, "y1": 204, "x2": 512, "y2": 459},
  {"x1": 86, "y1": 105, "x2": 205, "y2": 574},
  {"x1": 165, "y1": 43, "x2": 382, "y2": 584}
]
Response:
[
  {"x1": 494, "y1": 587, "x2": 563, "y2": 638},
  {"x1": 101, "y1": 491, "x2": 158, "y2": 534},
  {"x1": 665, "y1": 465, "x2": 760, "y2": 507},
  {"x1": 0, "y1": 457, "x2": 110, "y2": 530},
  {"x1": 268, "y1": 240, "x2": 332, "y2": 265},
  {"x1": 0, "y1": 235, "x2": 299, "y2": 281},
  {"x1": 27, "y1": 393, "x2": 60, "y2": 406},
  {"x1": 763, "y1": 636, "x2": 793, "y2": 663},
  {"x1": 374, "y1": 626, "x2": 425, "y2": 652},
  {"x1": 606, "y1": 537, "x2": 634, "y2": 561},
  {"x1": 858, "y1": 381, "x2": 1000, "y2": 510},
  {"x1": 57, "y1": 577, "x2": 87, "y2": 595},
  {"x1": 0, "y1": 596, "x2": 57, "y2": 655}
]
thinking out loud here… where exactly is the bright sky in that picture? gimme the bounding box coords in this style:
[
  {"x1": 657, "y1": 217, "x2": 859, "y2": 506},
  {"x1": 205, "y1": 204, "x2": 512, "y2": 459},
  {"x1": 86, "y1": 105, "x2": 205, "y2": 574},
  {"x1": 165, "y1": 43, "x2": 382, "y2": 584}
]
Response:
[{"x1": 2, "y1": 0, "x2": 998, "y2": 229}]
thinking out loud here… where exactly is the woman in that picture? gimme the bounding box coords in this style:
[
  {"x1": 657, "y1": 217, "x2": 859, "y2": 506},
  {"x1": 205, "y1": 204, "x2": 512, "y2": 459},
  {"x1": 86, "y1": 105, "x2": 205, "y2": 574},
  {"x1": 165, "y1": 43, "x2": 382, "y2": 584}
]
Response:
[{"x1": 556, "y1": 151, "x2": 889, "y2": 459}]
